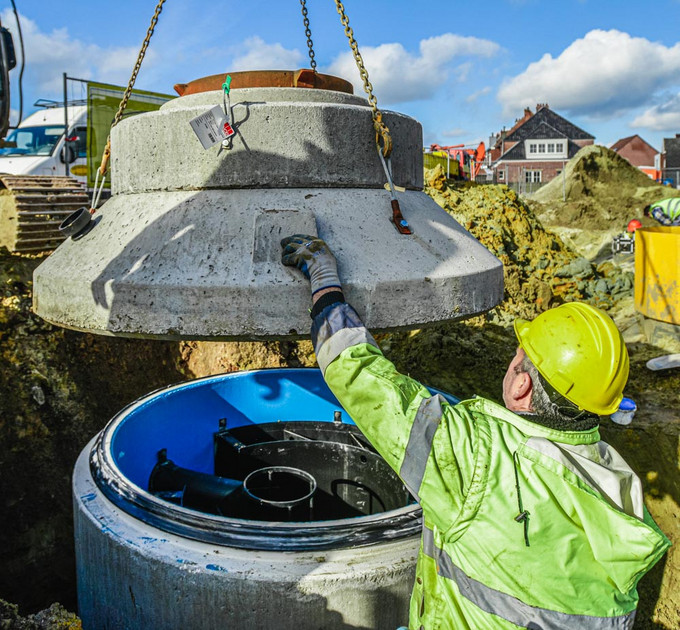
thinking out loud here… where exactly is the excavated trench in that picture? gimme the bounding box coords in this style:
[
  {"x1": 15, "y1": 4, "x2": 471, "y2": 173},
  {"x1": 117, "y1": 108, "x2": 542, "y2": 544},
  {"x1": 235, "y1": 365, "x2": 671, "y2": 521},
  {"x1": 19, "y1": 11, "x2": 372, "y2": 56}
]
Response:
[{"x1": 1, "y1": 167, "x2": 679, "y2": 628}]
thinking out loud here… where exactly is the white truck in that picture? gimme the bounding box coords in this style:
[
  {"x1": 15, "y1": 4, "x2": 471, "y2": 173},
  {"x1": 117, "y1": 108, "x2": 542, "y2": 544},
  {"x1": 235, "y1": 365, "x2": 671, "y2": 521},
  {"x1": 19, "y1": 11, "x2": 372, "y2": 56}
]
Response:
[
  {"x1": 0, "y1": 103, "x2": 90, "y2": 252},
  {"x1": 0, "y1": 85, "x2": 171, "y2": 252},
  {"x1": 0, "y1": 102, "x2": 88, "y2": 182}
]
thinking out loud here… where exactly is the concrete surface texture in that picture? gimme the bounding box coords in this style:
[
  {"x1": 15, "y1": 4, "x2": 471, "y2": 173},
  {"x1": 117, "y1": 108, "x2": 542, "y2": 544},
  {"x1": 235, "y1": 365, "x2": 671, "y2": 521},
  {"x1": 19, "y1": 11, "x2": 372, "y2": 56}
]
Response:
[
  {"x1": 73, "y1": 444, "x2": 419, "y2": 630},
  {"x1": 32, "y1": 87, "x2": 502, "y2": 339}
]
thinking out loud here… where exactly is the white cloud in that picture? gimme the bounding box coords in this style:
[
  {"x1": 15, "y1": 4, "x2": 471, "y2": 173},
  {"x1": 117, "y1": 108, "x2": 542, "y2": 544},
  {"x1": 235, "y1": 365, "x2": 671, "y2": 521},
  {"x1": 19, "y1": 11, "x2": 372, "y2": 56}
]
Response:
[
  {"x1": 1, "y1": 10, "x2": 155, "y2": 100},
  {"x1": 326, "y1": 33, "x2": 499, "y2": 105},
  {"x1": 442, "y1": 128, "x2": 469, "y2": 138},
  {"x1": 631, "y1": 94, "x2": 680, "y2": 131},
  {"x1": 498, "y1": 30, "x2": 680, "y2": 117},
  {"x1": 466, "y1": 86, "x2": 492, "y2": 103},
  {"x1": 230, "y1": 36, "x2": 303, "y2": 71}
]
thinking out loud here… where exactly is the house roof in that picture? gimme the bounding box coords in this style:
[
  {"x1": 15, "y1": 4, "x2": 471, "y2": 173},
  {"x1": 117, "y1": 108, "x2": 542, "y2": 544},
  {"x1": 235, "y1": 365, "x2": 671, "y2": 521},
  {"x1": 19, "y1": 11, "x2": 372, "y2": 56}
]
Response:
[
  {"x1": 504, "y1": 106, "x2": 593, "y2": 143},
  {"x1": 611, "y1": 134, "x2": 657, "y2": 154}
]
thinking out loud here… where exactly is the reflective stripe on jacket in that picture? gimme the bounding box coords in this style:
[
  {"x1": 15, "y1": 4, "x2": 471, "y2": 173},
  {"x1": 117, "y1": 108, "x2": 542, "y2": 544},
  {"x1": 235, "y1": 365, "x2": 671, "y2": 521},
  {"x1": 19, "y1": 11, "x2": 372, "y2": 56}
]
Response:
[{"x1": 312, "y1": 302, "x2": 671, "y2": 630}]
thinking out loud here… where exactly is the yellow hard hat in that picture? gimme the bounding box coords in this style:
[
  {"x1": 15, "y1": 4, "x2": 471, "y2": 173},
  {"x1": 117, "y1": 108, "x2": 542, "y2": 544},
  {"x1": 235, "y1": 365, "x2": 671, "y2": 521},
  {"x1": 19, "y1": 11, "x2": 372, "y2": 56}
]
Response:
[{"x1": 514, "y1": 303, "x2": 629, "y2": 416}]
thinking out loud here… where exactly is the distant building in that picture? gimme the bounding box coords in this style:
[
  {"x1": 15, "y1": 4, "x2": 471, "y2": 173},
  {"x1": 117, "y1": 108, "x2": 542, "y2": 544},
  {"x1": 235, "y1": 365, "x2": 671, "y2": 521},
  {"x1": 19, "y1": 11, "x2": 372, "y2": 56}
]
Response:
[
  {"x1": 660, "y1": 134, "x2": 680, "y2": 187},
  {"x1": 488, "y1": 104, "x2": 594, "y2": 189},
  {"x1": 610, "y1": 135, "x2": 659, "y2": 180}
]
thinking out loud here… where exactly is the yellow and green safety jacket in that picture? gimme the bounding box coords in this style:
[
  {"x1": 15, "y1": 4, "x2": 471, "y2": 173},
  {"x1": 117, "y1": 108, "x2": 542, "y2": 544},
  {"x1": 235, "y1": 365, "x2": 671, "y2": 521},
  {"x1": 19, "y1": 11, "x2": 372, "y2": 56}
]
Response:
[
  {"x1": 312, "y1": 302, "x2": 670, "y2": 630},
  {"x1": 650, "y1": 198, "x2": 680, "y2": 226}
]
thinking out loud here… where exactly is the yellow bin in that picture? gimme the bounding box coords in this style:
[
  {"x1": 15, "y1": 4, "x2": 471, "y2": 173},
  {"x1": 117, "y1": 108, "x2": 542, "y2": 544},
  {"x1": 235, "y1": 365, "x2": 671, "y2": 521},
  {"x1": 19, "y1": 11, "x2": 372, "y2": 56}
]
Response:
[{"x1": 634, "y1": 227, "x2": 680, "y2": 324}]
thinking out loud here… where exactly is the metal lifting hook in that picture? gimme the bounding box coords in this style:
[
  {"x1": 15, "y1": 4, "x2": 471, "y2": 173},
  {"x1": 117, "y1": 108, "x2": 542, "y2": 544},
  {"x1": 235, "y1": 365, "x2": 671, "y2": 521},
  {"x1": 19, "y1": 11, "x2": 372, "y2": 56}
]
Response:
[{"x1": 378, "y1": 147, "x2": 412, "y2": 235}]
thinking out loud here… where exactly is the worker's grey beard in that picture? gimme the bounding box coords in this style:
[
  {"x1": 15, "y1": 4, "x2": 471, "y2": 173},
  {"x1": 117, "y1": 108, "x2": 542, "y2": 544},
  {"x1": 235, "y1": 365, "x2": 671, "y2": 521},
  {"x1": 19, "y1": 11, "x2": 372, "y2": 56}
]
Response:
[
  {"x1": 518, "y1": 355, "x2": 600, "y2": 432},
  {"x1": 516, "y1": 411, "x2": 599, "y2": 433}
]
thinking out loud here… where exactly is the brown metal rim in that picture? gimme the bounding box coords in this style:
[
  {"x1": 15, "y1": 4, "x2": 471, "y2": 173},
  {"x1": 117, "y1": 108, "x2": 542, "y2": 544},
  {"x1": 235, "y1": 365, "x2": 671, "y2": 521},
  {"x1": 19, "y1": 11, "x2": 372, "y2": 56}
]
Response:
[{"x1": 174, "y1": 69, "x2": 354, "y2": 97}]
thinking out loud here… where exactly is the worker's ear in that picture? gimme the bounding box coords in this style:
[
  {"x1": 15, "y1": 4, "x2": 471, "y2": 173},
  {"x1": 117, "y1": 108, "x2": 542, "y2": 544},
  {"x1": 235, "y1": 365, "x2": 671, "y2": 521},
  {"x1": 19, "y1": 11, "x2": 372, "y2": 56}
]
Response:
[{"x1": 512, "y1": 371, "x2": 533, "y2": 405}]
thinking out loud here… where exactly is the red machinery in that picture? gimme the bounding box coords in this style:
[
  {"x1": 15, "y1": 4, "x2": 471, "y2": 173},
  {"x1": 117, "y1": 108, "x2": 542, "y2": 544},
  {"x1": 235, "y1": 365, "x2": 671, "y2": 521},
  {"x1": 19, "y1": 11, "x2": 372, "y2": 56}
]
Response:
[{"x1": 429, "y1": 142, "x2": 486, "y2": 180}]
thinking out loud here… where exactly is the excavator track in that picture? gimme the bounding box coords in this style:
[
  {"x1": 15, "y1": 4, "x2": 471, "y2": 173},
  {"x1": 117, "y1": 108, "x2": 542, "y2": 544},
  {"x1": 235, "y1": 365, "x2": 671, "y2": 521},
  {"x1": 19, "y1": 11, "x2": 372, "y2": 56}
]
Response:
[{"x1": 0, "y1": 174, "x2": 90, "y2": 253}]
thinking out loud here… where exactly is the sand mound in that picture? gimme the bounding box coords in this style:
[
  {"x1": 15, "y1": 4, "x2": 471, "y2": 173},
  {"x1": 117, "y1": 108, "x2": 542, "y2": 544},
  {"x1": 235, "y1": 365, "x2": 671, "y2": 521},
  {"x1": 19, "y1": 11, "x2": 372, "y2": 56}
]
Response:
[
  {"x1": 424, "y1": 166, "x2": 634, "y2": 322},
  {"x1": 532, "y1": 145, "x2": 680, "y2": 230}
]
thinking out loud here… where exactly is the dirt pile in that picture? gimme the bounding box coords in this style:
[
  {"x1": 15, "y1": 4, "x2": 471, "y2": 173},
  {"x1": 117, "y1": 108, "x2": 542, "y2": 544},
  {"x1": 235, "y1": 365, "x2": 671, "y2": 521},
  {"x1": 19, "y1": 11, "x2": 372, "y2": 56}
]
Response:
[
  {"x1": 0, "y1": 248, "x2": 186, "y2": 614},
  {"x1": 424, "y1": 165, "x2": 634, "y2": 322},
  {"x1": 532, "y1": 144, "x2": 680, "y2": 230},
  {"x1": 0, "y1": 600, "x2": 80, "y2": 629}
]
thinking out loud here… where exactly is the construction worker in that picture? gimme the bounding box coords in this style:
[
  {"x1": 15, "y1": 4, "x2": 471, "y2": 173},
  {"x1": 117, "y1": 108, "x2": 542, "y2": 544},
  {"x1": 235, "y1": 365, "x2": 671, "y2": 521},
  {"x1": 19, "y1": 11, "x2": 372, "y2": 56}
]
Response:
[
  {"x1": 281, "y1": 234, "x2": 671, "y2": 630},
  {"x1": 643, "y1": 197, "x2": 680, "y2": 226}
]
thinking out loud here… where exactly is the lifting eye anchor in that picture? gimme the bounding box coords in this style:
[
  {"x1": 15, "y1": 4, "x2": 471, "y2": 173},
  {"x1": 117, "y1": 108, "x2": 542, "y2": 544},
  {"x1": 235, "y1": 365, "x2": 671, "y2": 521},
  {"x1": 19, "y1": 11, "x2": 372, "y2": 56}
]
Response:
[{"x1": 377, "y1": 147, "x2": 412, "y2": 235}]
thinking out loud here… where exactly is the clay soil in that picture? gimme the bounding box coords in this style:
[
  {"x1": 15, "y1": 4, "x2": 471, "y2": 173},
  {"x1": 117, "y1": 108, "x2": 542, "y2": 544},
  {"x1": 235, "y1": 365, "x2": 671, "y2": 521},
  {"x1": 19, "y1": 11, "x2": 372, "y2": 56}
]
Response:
[{"x1": 1, "y1": 156, "x2": 679, "y2": 628}]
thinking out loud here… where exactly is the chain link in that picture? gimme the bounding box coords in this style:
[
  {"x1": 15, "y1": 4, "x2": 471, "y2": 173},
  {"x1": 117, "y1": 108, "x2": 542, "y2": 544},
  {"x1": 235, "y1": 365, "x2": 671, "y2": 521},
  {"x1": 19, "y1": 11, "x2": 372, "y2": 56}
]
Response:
[
  {"x1": 112, "y1": 0, "x2": 166, "y2": 128},
  {"x1": 299, "y1": 0, "x2": 317, "y2": 72},
  {"x1": 97, "y1": 0, "x2": 166, "y2": 182},
  {"x1": 95, "y1": 0, "x2": 166, "y2": 196},
  {"x1": 333, "y1": 0, "x2": 392, "y2": 157}
]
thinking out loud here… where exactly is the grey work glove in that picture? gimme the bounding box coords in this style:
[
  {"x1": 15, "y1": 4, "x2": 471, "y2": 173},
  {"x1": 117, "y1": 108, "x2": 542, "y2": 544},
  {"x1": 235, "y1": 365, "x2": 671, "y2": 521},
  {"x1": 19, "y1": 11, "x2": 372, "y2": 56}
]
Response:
[{"x1": 281, "y1": 234, "x2": 342, "y2": 296}]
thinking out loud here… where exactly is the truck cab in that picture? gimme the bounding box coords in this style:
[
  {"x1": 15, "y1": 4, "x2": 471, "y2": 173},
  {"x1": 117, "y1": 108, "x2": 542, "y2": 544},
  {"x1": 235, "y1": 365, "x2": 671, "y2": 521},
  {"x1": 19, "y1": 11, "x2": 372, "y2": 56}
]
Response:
[{"x1": 0, "y1": 103, "x2": 87, "y2": 184}]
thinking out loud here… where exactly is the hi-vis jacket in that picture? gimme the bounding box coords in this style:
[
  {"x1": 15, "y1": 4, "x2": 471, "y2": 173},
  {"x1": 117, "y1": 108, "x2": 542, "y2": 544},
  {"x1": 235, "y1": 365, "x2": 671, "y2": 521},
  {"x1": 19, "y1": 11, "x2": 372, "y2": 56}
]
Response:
[
  {"x1": 312, "y1": 302, "x2": 670, "y2": 630},
  {"x1": 650, "y1": 198, "x2": 680, "y2": 226}
]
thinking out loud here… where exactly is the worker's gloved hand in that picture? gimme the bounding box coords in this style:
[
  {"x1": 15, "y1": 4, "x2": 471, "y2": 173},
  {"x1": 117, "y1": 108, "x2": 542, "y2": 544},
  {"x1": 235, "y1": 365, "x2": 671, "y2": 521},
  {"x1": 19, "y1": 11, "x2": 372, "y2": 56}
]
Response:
[
  {"x1": 281, "y1": 234, "x2": 341, "y2": 296},
  {"x1": 650, "y1": 206, "x2": 673, "y2": 226}
]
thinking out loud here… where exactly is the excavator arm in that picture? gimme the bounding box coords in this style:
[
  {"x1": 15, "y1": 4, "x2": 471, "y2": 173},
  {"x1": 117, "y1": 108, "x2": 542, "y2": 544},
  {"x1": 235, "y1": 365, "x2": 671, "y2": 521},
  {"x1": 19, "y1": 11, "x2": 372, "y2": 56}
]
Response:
[{"x1": 0, "y1": 20, "x2": 16, "y2": 139}]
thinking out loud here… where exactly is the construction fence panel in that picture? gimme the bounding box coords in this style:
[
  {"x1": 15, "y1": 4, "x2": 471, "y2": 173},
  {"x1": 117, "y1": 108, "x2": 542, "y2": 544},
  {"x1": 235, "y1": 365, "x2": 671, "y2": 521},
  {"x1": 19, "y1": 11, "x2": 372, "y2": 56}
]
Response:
[
  {"x1": 423, "y1": 152, "x2": 461, "y2": 179},
  {"x1": 87, "y1": 82, "x2": 175, "y2": 189}
]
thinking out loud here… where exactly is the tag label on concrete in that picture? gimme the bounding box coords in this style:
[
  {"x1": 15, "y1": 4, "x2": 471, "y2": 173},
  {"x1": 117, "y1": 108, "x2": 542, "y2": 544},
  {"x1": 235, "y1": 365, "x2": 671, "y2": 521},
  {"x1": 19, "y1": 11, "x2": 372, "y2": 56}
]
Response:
[{"x1": 189, "y1": 106, "x2": 235, "y2": 150}]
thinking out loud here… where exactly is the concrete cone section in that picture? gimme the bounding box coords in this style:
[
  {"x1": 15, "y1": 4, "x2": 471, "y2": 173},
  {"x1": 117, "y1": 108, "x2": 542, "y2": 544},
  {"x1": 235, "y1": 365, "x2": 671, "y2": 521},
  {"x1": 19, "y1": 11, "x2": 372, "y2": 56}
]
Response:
[{"x1": 33, "y1": 87, "x2": 502, "y2": 339}]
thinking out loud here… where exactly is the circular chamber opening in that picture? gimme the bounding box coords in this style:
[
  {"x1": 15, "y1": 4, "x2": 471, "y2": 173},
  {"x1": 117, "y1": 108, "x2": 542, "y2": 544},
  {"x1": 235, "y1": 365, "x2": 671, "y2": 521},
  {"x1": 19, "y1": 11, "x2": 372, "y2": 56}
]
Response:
[
  {"x1": 90, "y1": 369, "x2": 457, "y2": 551},
  {"x1": 243, "y1": 466, "x2": 317, "y2": 507}
]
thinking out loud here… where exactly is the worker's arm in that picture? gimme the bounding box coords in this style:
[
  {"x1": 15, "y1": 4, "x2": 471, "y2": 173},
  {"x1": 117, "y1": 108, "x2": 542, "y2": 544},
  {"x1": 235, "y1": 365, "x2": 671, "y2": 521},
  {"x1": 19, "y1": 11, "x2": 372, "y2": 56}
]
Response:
[
  {"x1": 281, "y1": 235, "x2": 478, "y2": 529},
  {"x1": 650, "y1": 205, "x2": 673, "y2": 226},
  {"x1": 312, "y1": 301, "x2": 479, "y2": 528}
]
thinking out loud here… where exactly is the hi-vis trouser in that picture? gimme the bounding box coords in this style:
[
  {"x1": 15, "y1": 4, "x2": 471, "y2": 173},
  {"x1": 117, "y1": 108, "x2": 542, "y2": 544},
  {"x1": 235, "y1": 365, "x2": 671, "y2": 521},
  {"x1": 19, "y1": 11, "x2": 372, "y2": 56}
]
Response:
[{"x1": 312, "y1": 302, "x2": 670, "y2": 629}]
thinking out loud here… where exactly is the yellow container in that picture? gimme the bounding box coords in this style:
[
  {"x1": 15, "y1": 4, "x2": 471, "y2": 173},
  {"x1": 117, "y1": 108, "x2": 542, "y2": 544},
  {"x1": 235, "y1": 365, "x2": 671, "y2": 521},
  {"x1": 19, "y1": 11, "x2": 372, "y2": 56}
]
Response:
[{"x1": 634, "y1": 227, "x2": 680, "y2": 324}]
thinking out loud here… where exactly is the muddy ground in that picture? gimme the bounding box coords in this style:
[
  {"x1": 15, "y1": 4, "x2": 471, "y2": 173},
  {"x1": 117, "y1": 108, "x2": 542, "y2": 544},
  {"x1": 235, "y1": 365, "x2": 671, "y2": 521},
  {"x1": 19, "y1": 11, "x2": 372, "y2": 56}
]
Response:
[{"x1": 1, "y1": 154, "x2": 679, "y2": 628}]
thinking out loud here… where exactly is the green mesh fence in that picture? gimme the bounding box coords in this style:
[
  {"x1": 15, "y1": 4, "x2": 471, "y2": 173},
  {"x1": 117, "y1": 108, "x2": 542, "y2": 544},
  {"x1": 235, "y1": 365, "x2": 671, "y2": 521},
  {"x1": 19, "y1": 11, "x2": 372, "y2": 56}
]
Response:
[
  {"x1": 423, "y1": 152, "x2": 460, "y2": 178},
  {"x1": 87, "y1": 82, "x2": 174, "y2": 189}
]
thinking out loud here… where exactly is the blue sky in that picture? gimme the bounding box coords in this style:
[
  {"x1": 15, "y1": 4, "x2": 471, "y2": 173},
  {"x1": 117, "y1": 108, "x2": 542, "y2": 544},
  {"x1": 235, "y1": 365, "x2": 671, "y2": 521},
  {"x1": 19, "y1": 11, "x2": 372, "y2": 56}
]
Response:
[{"x1": 3, "y1": 0, "x2": 680, "y2": 151}]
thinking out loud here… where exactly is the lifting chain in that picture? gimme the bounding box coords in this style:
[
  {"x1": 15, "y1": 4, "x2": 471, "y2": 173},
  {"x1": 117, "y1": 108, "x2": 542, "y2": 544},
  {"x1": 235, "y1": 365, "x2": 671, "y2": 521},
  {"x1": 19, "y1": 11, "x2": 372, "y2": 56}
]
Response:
[
  {"x1": 299, "y1": 0, "x2": 317, "y2": 72},
  {"x1": 333, "y1": 0, "x2": 392, "y2": 159},
  {"x1": 96, "y1": 0, "x2": 166, "y2": 188}
]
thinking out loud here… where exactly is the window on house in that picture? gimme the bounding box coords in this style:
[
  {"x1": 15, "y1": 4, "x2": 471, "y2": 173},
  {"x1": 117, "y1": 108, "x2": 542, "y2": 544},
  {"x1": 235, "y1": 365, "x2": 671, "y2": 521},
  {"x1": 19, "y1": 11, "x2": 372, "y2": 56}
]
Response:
[
  {"x1": 556, "y1": 142, "x2": 563, "y2": 152},
  {"x1": 547, "y1": 143, "x2": 555, "y2": 152},
  {"x1": 529, "y1": 144, "x2": 537, "y2": 154},
  {"x1": 498, "y1": 170, "x2": 505, "y2": 181},
  {"x1": 538, "y1": 144, "x2": 546, "y2": 153},
  {"x1": 525, "y1": 170, "x2": 541, "y2": 183}
]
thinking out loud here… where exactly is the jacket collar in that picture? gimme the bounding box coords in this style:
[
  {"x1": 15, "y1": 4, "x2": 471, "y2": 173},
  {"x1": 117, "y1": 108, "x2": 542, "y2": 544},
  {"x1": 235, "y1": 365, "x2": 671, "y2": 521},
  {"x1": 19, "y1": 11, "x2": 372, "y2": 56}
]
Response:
[{"x1": 459, "y1": 396, "x2": 601, "y2": 445}]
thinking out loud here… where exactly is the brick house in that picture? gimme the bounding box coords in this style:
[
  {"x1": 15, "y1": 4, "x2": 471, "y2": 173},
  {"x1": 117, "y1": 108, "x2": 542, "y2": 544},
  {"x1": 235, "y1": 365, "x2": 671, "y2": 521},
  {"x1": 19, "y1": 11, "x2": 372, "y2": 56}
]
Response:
[
  {"x1": 660, "y1": 134, "x2": 680, "y2": 187},
  {"x1": 488, "y1": 104, "x2": 594, "y2": 187},
  {"x1": 610, "y1": 135, "x2": 659, "y2": 180}
]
